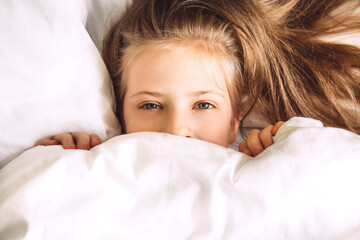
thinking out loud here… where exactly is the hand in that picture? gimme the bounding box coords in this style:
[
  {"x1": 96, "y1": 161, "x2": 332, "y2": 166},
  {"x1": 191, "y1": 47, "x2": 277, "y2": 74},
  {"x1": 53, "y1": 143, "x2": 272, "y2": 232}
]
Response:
[
  {"x1": 238, "y1": 121, "x2": 284, "y2": 157},
  {"x1": 37, "y1": 132, "x2": 101, "y2": 150}
]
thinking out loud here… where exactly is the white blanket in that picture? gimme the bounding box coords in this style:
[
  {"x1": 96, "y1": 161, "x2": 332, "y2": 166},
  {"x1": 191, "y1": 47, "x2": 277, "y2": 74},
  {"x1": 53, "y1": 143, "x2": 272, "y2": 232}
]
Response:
[{"x1": 1, "y1": 117, "x2": 360, "y2": 240}]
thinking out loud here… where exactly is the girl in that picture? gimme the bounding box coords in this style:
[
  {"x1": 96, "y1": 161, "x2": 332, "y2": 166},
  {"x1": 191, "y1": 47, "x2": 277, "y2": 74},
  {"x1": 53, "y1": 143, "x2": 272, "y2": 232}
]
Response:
[{"x1": 39, "y1": 0, "x2": 360, "y2": 156}]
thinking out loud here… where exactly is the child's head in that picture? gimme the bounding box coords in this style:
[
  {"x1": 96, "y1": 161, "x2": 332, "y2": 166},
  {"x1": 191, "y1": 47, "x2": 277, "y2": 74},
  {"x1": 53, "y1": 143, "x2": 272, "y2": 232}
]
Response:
[
  {"x1": 104, "y1": 0, "x2": 360, "y2": 137},
  {"x1": 122, "y1": 43, "x2": 240, "y2": 147},
  {"x1": 103, "y1": 0, "x2": 244, "y2": 146}
]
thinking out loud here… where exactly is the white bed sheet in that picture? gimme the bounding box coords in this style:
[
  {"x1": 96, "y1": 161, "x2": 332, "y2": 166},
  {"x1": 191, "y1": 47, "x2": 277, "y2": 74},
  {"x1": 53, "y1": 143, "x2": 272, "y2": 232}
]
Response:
[{"x1": 1, "y1": 117, "x2": 360, "y2": 240}]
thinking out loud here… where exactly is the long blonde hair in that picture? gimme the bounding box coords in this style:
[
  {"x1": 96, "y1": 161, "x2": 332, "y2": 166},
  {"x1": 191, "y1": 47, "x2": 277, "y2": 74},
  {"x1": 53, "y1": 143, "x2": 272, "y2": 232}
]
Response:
[{"x1": 103, "y1": 0, "x2": 360, "y2": 134}]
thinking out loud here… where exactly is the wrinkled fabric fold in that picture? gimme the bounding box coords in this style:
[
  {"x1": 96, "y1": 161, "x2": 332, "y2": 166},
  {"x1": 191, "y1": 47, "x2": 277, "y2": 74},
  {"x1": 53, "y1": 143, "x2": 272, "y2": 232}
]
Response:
[{"x1": 1, "y1": 118, "x2": 360, "y2": 240}]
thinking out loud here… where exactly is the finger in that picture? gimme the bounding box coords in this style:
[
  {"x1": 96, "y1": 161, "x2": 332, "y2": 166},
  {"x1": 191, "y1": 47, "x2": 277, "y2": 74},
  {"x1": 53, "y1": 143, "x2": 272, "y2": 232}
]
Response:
[
  {"x1": 72, "y1": 132, "x2": 91, "y2": 150},
  {"x1": 89, "y1": 134, "x2": 101, "y2": 148},
  {"x1": 238, "y1": 140, "x2": 253, "y2": 157},
  {"x1": 271, "y1": 121, "x2": 285, "y2": 135},
  {"x1": 247, "y1": 129, "x2": 264, "y2": 156},
  {"x1": 37, "y1": 138, "x2": 59, "y2": 146},
  {"x1": 54, "y1": 133, "x2": 76, "y2": 149},
  {"x1": 259, "y1": 124, "x2": 274, "y2": 149}
]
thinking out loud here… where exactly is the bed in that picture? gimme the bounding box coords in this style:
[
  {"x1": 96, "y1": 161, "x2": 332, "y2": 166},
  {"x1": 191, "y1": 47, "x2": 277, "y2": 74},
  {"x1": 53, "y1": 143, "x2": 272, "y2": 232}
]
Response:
[{"x1": 1, "y1": 0, "x2": 360, "y2": 239}]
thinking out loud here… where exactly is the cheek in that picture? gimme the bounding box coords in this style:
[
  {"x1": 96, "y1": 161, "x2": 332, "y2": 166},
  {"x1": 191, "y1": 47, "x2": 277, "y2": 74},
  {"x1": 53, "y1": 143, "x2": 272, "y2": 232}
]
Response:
[
  {"x1": 193, "y1": 115, "x2": 234, "y2": 147},
  {"x1": 123, "y1": 109, "x2": 147, "y2": 133},
  {"x1": 123, "y1": 101, "x2": 163, "y2": 133},
  {"x1": 122, "y1": 99, "x2": 139, "y2": 133}
]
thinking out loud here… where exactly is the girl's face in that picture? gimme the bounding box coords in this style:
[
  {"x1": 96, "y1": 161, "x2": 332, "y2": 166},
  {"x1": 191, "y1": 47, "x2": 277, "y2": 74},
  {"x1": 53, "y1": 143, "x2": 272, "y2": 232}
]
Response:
[{"x1": 122, "y1": 46, "x2": 240, "y2": 147}]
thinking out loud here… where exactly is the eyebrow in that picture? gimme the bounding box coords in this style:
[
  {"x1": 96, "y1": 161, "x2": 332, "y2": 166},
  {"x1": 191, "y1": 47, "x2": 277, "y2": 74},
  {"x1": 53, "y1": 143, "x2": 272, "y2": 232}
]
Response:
[
  {"x1": 130, "y1": 91, "x2": 163, "y2": 98},
  {"x1": 130, "y1": 90, "x2": 225, "y2": 98},
  {"x1": 189, "y1": 90, "x2": 225, "y2": 98}
]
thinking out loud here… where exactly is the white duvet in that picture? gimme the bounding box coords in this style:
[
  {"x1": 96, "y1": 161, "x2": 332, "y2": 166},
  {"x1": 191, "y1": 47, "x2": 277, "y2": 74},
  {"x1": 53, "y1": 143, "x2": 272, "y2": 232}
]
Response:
[{"x1": 1, "y1": 117, "x2": 360, "y2": 240}]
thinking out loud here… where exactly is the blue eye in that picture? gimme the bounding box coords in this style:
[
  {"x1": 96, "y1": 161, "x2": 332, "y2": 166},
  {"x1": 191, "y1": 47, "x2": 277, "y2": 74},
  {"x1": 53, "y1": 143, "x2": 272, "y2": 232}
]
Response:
[
  {"x1": 196, "y1": 102, "x2": 214, "y2": 109},
  {"x1": 140, "y1": 103, "x2": 161, "y2": 109}
]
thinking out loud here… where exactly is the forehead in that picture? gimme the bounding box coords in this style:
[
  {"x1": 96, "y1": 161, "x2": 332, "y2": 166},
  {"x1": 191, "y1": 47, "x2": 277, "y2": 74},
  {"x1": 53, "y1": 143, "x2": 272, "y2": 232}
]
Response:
[{"x1": 124, "y1": 44, "x2": 231, "y2": 93}]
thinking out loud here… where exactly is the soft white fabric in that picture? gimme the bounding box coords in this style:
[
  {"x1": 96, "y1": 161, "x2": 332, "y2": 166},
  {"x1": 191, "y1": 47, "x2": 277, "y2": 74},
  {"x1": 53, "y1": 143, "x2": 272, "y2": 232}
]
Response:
[
  {"x1": 1, "y1": 117, "x2": 360, "y2": 240},
  {"x1": 0, "y1": 0, "x2": 122, "y2": 168},
  {"x1": 84, "y1": 0, "x2": 131, "y2": 50},
  {"x1": 1, "y1": 0, "x2": 359, "y2": 169}
]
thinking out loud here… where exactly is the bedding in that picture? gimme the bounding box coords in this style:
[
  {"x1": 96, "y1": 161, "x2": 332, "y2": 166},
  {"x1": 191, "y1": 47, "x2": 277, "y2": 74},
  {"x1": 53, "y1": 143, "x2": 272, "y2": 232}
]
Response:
[
  {"x1": 0, "y1": 0, "x2": 263, "y2": 169},
  {"x1": 0, "y1": 0, "x2": 124, "y2": 168},
  {"x1": 1, "y1": 0, "x2": 357, "y2": 169},
  {"x1": 1, "y1": 117, "x2": 360, "y2": 240},
  {"x1": 1, "y1": 0, "x2": 360, "y2": 239}
]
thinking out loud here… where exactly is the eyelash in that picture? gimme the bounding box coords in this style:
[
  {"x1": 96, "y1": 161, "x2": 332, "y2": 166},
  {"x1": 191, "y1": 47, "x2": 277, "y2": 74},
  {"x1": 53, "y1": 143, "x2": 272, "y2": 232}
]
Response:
[
  {"x1": 139, "y1": 103, "x2": 162, "y2": 110},
  {"x1": 139, "y1": 102, "x2": 216, "y2": 110},
  {"x1": 194, "y1": 102, "x2": 215, "y2": 109}
]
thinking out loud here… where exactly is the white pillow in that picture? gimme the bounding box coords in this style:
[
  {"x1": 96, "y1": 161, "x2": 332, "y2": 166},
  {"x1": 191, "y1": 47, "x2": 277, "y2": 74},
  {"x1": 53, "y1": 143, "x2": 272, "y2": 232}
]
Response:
[
  {"x1": 84, "y1": 0, "x2": 131, "y2": 51},
  {"x1": 1, "y1": 0, "x2": 358, "y2": 169},
  {"x1": 0, "y1": 0, "x2": 123, "y2": 168}
]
